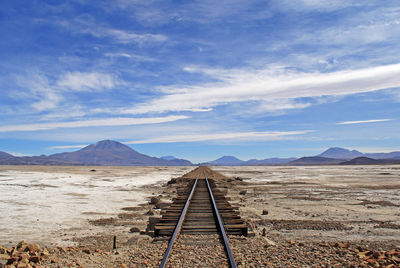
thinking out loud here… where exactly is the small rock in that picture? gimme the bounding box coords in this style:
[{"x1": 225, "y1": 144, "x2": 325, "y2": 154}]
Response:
[
  {"x1": 130, "y1": 227, "x2": 140, "y2": 233},
  {"x1": 16, "y1": 263, "x2": 31, "y2": 268},
  {"x1": 19, "y1": 253, "x2": 30, "y2": 261},
  {"x1": 29, "y1": 255, "x2": 41, "y2": 263},
  {"x1": 26, "y1": 243, "x2": 40, "y2": 254},
  {"x1": 0, "y1": 254, "x2": 10, "y2": 260},
  {"x1": 262, "y1": 210, "x2": 268, "y2": 215},
  {"x1": 6, "y1": 256, "x2": 19, "y2": 265},
  {"x1": 0, "y1": 247, "x2": 10, "y2": 255},
  {"x1": 239, "y1": 190, "x2": 247, "y2": 195},
  {"x1": 167, "y1": 178, "x2": 177, "y2": 185},
  {"x1": 155, "y1": 202, "x2": 169, "y2": 209},
  {"x1": 264, "y1": 238, "x2": 276, "y2": 246},
  {"x1": 150, "y1": 197, "x2": 160, "y2": 205},
  {"x1": 145, "y1": 209, "x2": 154, "y2": 216},
  {"x1": 90, "y1": 169, "x2": 96, "y2": 172},
  {"x1": 16, "y1": 241, "x2": 28, "y2": 252},
  {"x1": 82, "y1": 248, "x2": 91, "y2": 254}
]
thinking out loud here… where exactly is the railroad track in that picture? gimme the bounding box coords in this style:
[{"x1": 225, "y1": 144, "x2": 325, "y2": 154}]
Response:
[{"x1": 155, "y1": 167, "x2": 247, "y2": 268}]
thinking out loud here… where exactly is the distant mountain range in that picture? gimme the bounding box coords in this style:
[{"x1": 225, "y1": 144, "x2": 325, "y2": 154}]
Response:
[
  {"x1": 0, "y1": 140, "x2": 192, "y2": 166},
  {"x1": 317, "y1": 147, "x2": 400, "y2": 160},
  {"x1": 201, "y1": 147, "x2": 400, "y2": 166},
  {"x1": 200, "y1": 156, "x2": 296, "y2": 166},
  {"x1": 1, "y1": 143, "x2": 400, "y2": 166}
]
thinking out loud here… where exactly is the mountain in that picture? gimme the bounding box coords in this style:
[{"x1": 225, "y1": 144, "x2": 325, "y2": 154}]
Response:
[
  {"x1": 0, "y1": 155, "x2": 82, "y2": 165},
  {"x1": 245, "y1": 158, "x2": 296, "y2": 165},
  {"x1": 318, "y1": 147, "x2": 400, "y2": 160},
  {"x1": 364, "y1": 151, "x2": 400, "y2": 159},
  {"x1": 160, "y1": 155, "x2": 192, "y2": 165},
  {"x1": 0, "y1": 151, "x2": 14, "y2": 159},
  {"x1": 160, "y1": 156, "x2": 177, "y2": 161},
  {"x1": 201, "y1": 156, "x2": 296, "y2": 166},
  {"x1": 318, "y1": 147, "x2": 363, "y2": 159},
  {"x1": 49, "y1": 140, "x2": 192, "y2": 166},
  {"x1": 0, "y1": 140, "x2": 192, "y2": 166},
  {"x1": 341, "y1": 157, "x2": 400, "y2": 165},
  {"x1": 205, "y1": 156, "x2": 245, "y2": 166},
  {"x1": 288, "y1": 156, "x2": 344, "y2": 165}
]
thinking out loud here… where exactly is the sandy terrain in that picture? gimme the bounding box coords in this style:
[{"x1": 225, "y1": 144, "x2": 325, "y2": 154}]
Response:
[
  {"x1": 1, "y1": 165, "x2": 399, "y2": 267},
  {"x1": 213, "y1": 165, "x2": 400, "y2": 242}
]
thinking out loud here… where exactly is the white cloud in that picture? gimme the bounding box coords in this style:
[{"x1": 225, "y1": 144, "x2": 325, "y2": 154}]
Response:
[
  {"x1": 0, "y1": 115, "x2": 188, "y2": 133},
  {"x1": 337, "y1": 119, "x2": 393, "y2": 125},
  {"x1": 252, "y1": 99, "x2": 312, "y2": 114},
  {"x1": 13, "y1": 71, "x2": 124, "y2": 113},
  {"x1": 351, "y1": 147, "x2": 400, "y2": 153},
  {"x1": 58, "y1": 17, "x2": 167, "y2": 45},
  {"x1": 15, "y1": 74, "x2": 63, "y2": 112},
  {"x1": 49, "y1": 145, "x2": 88, "y2": 150},
  {"x1": 104, "y1": 52, "x2": 156, "y2": 62},
  {"x1": 57, "y1": 72, "x2": 118, "y2": 91},
  {"x1": 272, "y1": 0, "x2": 362, "y2": 12},
  {"x1": 9, "y1": 152, "x2": 32, "y2": 157},
  {"x1": 105, "y1": 29, "x2": 167, "y2": 44},
  {"x1": 125, "y1": 130, "x2": 312, "y2": 144},
  {"x1": 124, "y1": 63, "x2": 400, "y2": 114}
]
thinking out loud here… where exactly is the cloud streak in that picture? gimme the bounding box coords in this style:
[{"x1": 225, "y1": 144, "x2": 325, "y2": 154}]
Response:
[
  {"x1": 125, "y1": 130, "x2": 312, "y2": 144},
  {"x1": 49, "y1": 145, "x2": 88, "y2": 150},
  {"x1": 125, "y1": 63, "x2": 400, "y2": 114},
  {"x1": 0, "y1": 115, "x2": 188, "y2": 133},
  {"x1": 57, "y1": 72, "x2": 119, "y2": 91},
  {"x1": 337, "y1": 119, "x2": 393, "y2": 125}
]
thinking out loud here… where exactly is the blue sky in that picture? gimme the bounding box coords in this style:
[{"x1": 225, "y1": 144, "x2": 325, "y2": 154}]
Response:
[{"x1": 1, "y1": 0, "x2": 400, "y2": 162}]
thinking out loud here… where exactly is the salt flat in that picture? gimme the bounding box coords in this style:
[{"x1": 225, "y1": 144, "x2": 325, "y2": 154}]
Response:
[
  {"x1": 0, "y1": 165, "x2": 192, "y2": 246},
  {"x1": 0, "y1": 165, "x2": 399, "y2": 247}
]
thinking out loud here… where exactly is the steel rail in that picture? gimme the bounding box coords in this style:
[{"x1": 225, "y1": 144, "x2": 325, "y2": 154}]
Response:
[
  {"x1": 159, "y1": 173, "x2": 199, "y2": 268},
  {"x1": 205, "y1": 171, "x2": 237, "y2": 268}
]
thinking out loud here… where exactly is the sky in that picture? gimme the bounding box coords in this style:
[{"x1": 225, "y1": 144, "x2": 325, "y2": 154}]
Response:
[{"x1": 1, "y1": 0, "x2": 400, "y2": 163}]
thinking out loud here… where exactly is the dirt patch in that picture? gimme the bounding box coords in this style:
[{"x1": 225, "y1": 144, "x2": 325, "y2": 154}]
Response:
[
  {"x1": 64, "y1": 192, "x2": 88, "y2": 198},
  {"x1": 374, "y1": 222, "x2": 400, "y2": 229},
  {"x1": 89, "y1": 217, "x2": 118, "y2": 226},
  {"x1": 356, "y1": 200, "x2": 399, "y2": 207},
  {"x1": 287, "y1": 195, "x2": 327, "y2": 201},
  {"x1": 117, "y1": 213, "x2": 143, "y2": 220},
  {"x1": 121, "y1": 206, "x2": 142, "y2": 211},
  {"x1": 256, "y1": 219, "x2": 353, "y2": 231}
]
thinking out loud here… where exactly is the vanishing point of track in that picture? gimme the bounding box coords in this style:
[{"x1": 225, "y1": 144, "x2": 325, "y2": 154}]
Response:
[{"x1": 155, "y1": 167, "x2": 247, "y2": 268}]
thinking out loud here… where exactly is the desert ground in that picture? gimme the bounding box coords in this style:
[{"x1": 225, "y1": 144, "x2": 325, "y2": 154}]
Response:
[{"x1": 0, "y1": 165, "x2": 399, "y2": 267}]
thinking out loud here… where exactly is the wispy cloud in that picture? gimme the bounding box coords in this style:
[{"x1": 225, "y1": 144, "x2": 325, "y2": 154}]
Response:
[
  {"x1": 14, "y1": 74, "x2": 63, "y2": 112},
  {"x1": 104, "y1": 52, "x2": 156, "y2": 62},
  {"x1": 57, "y1": 17, "x2": 167, "y2": 45},
  {"x1": 57, "y1": 72, "x2": 119, "y2": 91},
  {"x1": 125, "y1": 130, "x2": 312, "y2": 144},
  {"x1": 49, "y1": 145, "x2": 88, "y2": 150},
  {"x1": 124, "y1": 63, "x2": 400, "y2": 114},
  {"x1": 337, "y1": 119, "x2": 393, "y2": 125},
  {"x1": 9, "y1": 152, "x2": 32, "y2": 157},
  {"x1": 0, "y1": 115, "x2": 188, "y2": 133},
  {"x1": 13, "y1": 71, "x2": 123, "y2": 113},
  {"x1": 104, "y1": 29, "x2": 167, "y2": 44}
]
